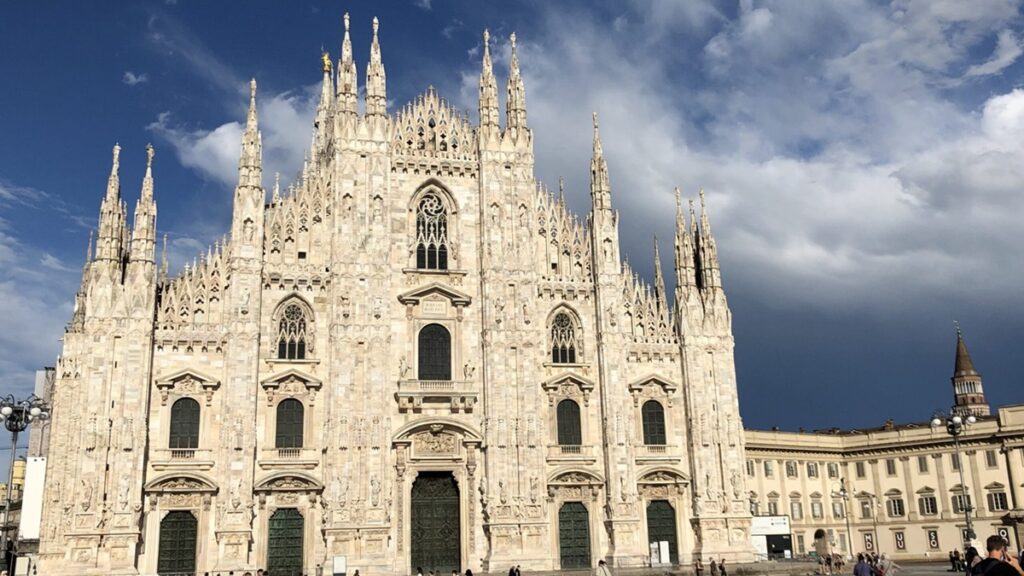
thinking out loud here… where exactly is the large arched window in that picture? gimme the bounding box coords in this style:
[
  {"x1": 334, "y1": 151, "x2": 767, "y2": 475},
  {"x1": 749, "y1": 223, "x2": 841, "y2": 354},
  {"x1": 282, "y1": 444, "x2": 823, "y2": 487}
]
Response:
[
  {"x1": 418, "y1": 323, "x2": 452, "y2": 380},
  {"x1": 641, "y1": 400, "x2": 666, "y2": 445},
  {"x1": 415, "y1": 192, "x2": 450, "y2": 270},
  {"x1": 169, "y1": 397, "x2": 200, "y2": 449},
  {"x1": 275, "y1": 399, "x2": 304, "y2": 449},
  {"x1": 550, "y1": 312, "x2": 579, "y2": 364},
  {"x1": 557, "y1": 399, "x2": 582, "y2": 446},
  {"x1": 277, "y1": 302, "x2": 310, "y2": 360}
]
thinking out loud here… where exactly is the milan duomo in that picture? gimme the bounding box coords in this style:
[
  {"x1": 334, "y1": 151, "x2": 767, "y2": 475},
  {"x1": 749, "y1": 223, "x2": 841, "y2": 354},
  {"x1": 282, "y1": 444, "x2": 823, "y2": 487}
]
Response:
[{"x1": 38, "y1": 17, "x2": 754, "y2": 575}]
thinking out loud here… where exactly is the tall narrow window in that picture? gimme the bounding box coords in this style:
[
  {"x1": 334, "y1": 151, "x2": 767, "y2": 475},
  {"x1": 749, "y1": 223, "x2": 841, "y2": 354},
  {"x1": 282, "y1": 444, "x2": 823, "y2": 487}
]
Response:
[
  {"x1": 556, "y1": 399, "x2": 582, "y2": 446},
  {"x1": 277, "y1": 303, "x2": 309, "y2": 360},
  {"x1": 641, "y1": 400, "x2": 666, "y2": 445},
  {"x1": 418, "y1": 324, "x2": 452, "y2": 380},
  {"x1": 550, "y1": 312, "x2": 579, "y2": 364},
  {"x1": 169, "y1": 398, "x2": 200, "y2": 449},
  {"x1": 275, "y1": 399, "x2": 304, "y2": 449},
  {"x1": 415, "y1": 192, "x2": 449, "y2": 270}
]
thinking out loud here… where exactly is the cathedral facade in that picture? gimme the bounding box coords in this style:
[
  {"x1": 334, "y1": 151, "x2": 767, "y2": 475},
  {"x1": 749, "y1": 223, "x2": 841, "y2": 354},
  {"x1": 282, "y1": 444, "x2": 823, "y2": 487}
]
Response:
[{"x1": 37, "y1": 18, "x2": 754, "y2": 575}]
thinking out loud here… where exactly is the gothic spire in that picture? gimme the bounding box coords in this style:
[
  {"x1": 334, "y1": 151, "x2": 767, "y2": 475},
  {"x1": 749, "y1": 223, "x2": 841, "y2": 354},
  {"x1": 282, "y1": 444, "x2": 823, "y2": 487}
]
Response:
[
  {"x1": 479, "y1": 29, "x2": 499, "y2": 131},
  {"x1": 697, "y1": 189, "x2": 722, "y2": 290},
  {"x1": 674, "y1": 188, "x2": 697, "y2": 291},
  {"x1": 951, "y1": 322, "x2": 990, "y2": 416},
  {"x1": 506, "y1": 32, "x2": 528, "y2": 135},
  {"x1": 238, "y1": 79, "x2": 262, "y2": 189},
  {"x1": 95, "y1": 143, "x2": 128, "y2": 263},
  {"x1": 131, "y1": 144, "x2": 157, "y2": 264},
  {"x1": 590, "y1": 112, "x2": 612, "y2": 210},
  {"x1": 336, "y1": 13, "x2": 359, "y2": 116},
  {"x1": 106, "y1": 143, "x2": 121, "y2": 201},
  {"x1": 653, "y1": 235, "x2": 667, "y2": 317},
  {"x1": 365, "y1": 17, "x2": 387, "y2": 118},
  {"x1": 315, "y1": 50, "x2": 334, "y2": 153}
]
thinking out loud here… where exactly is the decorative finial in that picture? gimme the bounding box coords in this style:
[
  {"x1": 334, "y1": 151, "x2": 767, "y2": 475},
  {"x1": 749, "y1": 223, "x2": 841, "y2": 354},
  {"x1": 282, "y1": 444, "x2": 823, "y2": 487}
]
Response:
[
  {"x1": 483, "y1": 28, "x2": 490, "y2": 44},
  {"x1": 249, "y1": 78, "x2": 257, "y2": 99},
  {"x1": 510, "y1": 31, "x2": 517, "y2": 49},
  {"x1": 111, "y1": 143, "x2": 121, "y2": 172},
  {"x1": 592, "y1": 111, "x2": 599, "y2": 131},
  {"x1": 954, "y1": 320, "x2": 962, "y2": 337},
  {"x1": 699, "y1": 188, "x2": 706, "y2": 207},
  {"x1": 675, "y1": 186, "x2": 681, "y2": 209},
  {"x1": 146, "y1": 143, "x2": 155, "y2": 168},
  {"x1": 322, "y1": 50, "x2": 332, "y2": 73},
  {"x1": 373, "y1": 16, "x2": 379, "y2": 35},
  {"x1": 344, "y1": 12, "x2": 350, "y2": 32}
]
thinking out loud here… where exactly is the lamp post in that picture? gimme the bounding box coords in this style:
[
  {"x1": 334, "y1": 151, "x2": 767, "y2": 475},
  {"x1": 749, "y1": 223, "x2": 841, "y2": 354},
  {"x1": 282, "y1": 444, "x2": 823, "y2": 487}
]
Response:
[
  {"x1": 931, "y1": 411, "x2": 977, "y2": 554},
  {"x1": 0, "y1": 394, "x2": 50, "y2": 571},
  {"x1": 832, "y1": 478, "x2": 855, "y2": 559}
]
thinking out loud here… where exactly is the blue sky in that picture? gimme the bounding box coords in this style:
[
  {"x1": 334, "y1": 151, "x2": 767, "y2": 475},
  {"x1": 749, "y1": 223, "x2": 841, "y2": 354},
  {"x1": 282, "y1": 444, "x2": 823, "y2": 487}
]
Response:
[{"x1": 1, "y1": 0, "x2": 1023, "y2": 462}]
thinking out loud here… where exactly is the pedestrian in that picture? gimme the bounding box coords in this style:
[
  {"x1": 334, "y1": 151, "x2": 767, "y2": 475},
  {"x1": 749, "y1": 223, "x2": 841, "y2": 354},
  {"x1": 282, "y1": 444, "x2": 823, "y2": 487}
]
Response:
[
  {"x1": 465, "y1": 570, "x2": 474, "y2": 576},
  {"x1": 813, "y1": 529, "x2": 831, "y2": 575},
  {"x1": 515, "y1": 565, "x2": 522, "y2": 576},
  {"x1": 951, "y1": 551, "x2": 958, "y2": 572},
  {"x1": 694, "y1": 558, "x2": 704, "y2": 576},
  {"x1": 955, "y1": 550, "x2": 964, "y2": 572},
  {"x1": 452, "y1": 570, "x2": 458, "y2": 576},
  {"x1": 966, "y1": 547, "x2": 981, "y2": 572},
  {"x1": 508, "y1": 566, "x2": 516, "y2": 576},
  {"x1": 719, "y1": 558, "x2": 727, "y2": 576},
  {"x1": 970, "y1": 535, "x2": 1022, "y2": 576},
  {"x1": 854, "y1": 554, "x2": 872, "y2": 576},
  {"x1": 417, "y1": 567, "x2": 424, "y2": 576},
  {"x1": 353, "y1": 571, "x2": 360, "y2": 576},
  {"x1": 596, "y1": 559, "x2": 613, "y2": 576},
  {"x1": 710, "y1": 558, "x2": 719, "y2": 576}
]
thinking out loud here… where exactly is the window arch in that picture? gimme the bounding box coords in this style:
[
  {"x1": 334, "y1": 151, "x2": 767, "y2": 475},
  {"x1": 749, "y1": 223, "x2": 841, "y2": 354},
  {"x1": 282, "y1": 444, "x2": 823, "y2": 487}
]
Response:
[
  {"x1": 550, "y1": 311, "x2": 579, "y2": 364},
  {"x1": 415, "y1": 191, "x2": 450, "y2": 270},
  {"x1": 556, "y1": 399, "x2": 582, "y2": 446},
  {"x1": 641, "y1": 400, "x2": 666, "y2": 445},
  {"x1": 169, "y1": 397, "x2": 200, "y2": 449},
  {"x1": 276, "y1": 301, "x2": 311, "y2": 360},
  {"x1": 418, "y1": 323, "x2": 451, "y2": 380},
  {"x1": 275, "y1": 398, "x2": 304, "y2": 448}
]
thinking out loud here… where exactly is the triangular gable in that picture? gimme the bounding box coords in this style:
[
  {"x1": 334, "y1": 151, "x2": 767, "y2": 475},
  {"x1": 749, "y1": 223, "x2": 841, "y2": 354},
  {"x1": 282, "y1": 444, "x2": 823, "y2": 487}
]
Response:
[{"x1": 398, "y1": 282, "x2": 472, "y2": 307}]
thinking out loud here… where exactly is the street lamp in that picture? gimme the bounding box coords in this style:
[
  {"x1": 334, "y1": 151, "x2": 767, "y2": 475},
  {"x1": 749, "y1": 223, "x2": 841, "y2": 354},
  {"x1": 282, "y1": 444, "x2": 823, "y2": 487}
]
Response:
[
  {"x1": 0, "y1": 394, "x2": 50, "y2": 570},
  {"x1": 931, "y1": 411, "x2": 977, "y2": 555},
  {"x1": 832, "y1": 478, "x2": 855, "y2": 559}
]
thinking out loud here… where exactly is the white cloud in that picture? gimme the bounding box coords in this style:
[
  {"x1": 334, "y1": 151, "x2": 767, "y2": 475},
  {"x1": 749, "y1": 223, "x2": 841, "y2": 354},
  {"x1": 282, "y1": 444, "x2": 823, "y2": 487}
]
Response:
[
  {"x1": 442, "y1": 19, "x2": 464, "y2": 40},
  {"x1": 148, "y1": 86, "x2": 319, "y2": 191},
  {"x1": 414, "y1": 0, "x2": 432, "y2": 11},
  {"x1": 965, "y1": 29, "x2": 1023, "y2": 77},
  {"x1": 122, "y1": 71, "x2": 149, "y2": 85}
]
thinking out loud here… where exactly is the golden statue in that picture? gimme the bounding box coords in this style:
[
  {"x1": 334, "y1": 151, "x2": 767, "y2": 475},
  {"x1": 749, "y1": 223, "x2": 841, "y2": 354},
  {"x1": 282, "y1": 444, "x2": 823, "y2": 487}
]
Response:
[{"x1": 321, "y1": 51, "x2": 332, "y2": 73}]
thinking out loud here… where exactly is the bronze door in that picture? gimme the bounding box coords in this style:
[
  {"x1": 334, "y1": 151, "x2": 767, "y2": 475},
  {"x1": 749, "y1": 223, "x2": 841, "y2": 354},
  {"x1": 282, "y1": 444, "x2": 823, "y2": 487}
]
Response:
[
  {"x1": 559, "y1": 501, "x2": 591, "y2": 569},
  {"x1": 267, "y1": 507, "x2": 304, "y2": 576},
  {"x1": 411, "y1": 472, "x2": 460, "y2": 574}
]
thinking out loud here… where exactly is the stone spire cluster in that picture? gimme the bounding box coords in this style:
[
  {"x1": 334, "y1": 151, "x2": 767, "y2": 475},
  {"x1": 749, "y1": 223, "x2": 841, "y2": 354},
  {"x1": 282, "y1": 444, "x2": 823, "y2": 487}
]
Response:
[
  {"x1": 477, "y1": 29, "x2": 532, "y2": 148},
  {"x1": 672, "y1": 187, "x2": 727, "y2": 335}
]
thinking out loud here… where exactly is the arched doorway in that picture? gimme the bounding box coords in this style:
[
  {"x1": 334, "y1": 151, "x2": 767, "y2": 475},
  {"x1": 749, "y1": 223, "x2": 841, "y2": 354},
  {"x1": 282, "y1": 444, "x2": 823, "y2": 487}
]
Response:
[
  {"x1": 559, "y1": 501, "x2": 591, "y2": 569},
  {"x1": 157, "y1": 510, "x2": 197, "y2": 575},
  {"x1": 411, "y1": 472, "x2": 460, "y2": 574},
  {"x1": 267, "y1": 508, "x2": 304, "y2": 576},
  {"x1": 646, "y1": 499, "x2": 679, "y2": 564}
]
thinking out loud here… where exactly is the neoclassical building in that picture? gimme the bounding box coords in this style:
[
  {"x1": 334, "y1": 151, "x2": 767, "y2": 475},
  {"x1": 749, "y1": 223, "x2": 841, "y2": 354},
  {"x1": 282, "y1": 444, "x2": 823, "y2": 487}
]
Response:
[
  {"x1": 745, "y1": 333, "x2": 1024, "y2": 560},
  {"x1": 37, "y1": 18, "x2": 754, "y2": 575}
]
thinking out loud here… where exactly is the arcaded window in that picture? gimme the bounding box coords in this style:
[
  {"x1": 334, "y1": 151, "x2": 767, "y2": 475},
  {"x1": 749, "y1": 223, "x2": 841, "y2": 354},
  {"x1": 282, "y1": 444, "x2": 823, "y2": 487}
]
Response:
[
  {"x1": 418, "y1": 323, "x2": 452, "y2": 380},
  {"x1": 550, "y1": 312, "x2": 578, "y2": 364},
  {"x1": 169, "y1": 397, "x2": 200, "y2": 449},
  {"x1": 415, "y1": 192, "x2": 449, "y2": 270},
  {"x1": 275, "y1": 398, "x2": 304, "y2": 449},
  {"x1": 641, "y1": 400, "x2": 666, "y2": 445},
  {"x1": 556, "y1": 399, "x2": 582, "y2": 446},
  {"x1": 277, "y1": 302, "x2": 310, "y2": 360}
]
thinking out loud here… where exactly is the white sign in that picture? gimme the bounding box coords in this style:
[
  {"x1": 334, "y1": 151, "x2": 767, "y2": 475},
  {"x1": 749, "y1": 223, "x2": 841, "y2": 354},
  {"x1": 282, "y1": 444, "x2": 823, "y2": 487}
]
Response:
[
  {"x1": 18, "y1": 457, "x2": 46, "y2": 540},
  {"x1": 751, "y1": 515, "x2": 791, "y2": 535},
  {"x1": 333, "y1": 555, "x2": 347, "y2": 576},
  {"x1": 659, "y1": 541, "x2": 671, "y2": 565},
  {"x1": 650, "y1": 541, "x2": 661, "y2": 565}
]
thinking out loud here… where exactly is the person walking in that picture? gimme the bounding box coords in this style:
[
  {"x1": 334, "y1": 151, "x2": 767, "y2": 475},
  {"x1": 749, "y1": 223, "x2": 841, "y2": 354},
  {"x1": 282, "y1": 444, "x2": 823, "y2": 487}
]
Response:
[
  {"x1": 694, "y1": 559, "x2": 704, "y2": 576},
  {"x1": 813, "y1": 529, "x2": 832, "y2": 575},
  {"x1": 970, "y1": 535, "x2": 1022, "y2": 576},
  {"x1": 854, "y1": 554, "x2": 872, "y2": 576},
  {"x1": 710, "y1": 558, "x2": 719, "y2": 576},
  {"x1": 719, "y1": 559, "x2": 727, "y2": 576},
  {"x1": 596, "y1": 559, "x2": 613, "y2": 576},
  {"x1": 508, "y1": 566, "x2": 516, "y2": 576},
  {"x1": 876, "y1": 553, "x2": 902, "y2": 576}
]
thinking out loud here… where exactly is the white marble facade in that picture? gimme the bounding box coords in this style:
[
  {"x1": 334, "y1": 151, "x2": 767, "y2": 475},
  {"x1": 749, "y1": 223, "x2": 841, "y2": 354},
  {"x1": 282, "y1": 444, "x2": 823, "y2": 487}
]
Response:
[{"x1": 36, "y1": 18, "x2": 754, "y2": 575}]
